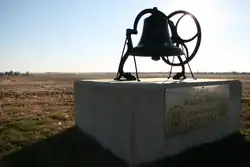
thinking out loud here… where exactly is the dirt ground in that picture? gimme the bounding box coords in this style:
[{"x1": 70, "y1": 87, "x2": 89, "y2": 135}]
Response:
[{"x1": 0, "y1": 73, "x2": 250, "y2": 167}]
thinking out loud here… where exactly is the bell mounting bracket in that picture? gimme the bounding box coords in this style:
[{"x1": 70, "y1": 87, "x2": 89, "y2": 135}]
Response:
[{"x1": 114, "y1": 7, "x2": 202, "y2": 81}]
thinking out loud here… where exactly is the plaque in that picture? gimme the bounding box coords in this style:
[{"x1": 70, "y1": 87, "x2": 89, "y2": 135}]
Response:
[{"x1": 165, "y1": 84, "x2": 229, "y2": 136}]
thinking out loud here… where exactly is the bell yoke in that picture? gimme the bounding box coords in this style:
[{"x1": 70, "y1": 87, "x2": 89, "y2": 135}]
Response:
[{"x1": 114, "y1": 7, "x2": 202, "y2": 81}]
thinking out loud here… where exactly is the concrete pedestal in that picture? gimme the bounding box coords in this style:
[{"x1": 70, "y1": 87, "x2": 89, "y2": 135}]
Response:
[{"x1": 74, "y1": 78, "x2": 242, "y2": 165}]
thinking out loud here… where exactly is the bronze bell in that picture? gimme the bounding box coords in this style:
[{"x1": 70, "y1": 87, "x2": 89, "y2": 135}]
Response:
[{"x1": 132, "y1": 10, "x2": 184, "y2": 60}]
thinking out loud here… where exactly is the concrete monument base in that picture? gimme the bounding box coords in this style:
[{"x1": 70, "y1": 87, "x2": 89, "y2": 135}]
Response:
[{"x1": 74, "y1": 78, "x2": 242, "y2": 165}]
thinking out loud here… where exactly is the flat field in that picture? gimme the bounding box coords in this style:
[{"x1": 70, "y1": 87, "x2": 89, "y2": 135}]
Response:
[{"x1": 0, "y1": 73, "x2": 250, "y2": 167}]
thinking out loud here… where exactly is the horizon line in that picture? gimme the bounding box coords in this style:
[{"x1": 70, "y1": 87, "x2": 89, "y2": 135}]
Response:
[{"x1": 23, "y1": 71, "x2": 250, "y2": 74}]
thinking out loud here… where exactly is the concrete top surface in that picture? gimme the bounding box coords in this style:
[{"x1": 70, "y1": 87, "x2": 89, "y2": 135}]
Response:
[{"x1": 79, "y1": 78, "x2": 238, "y2": 84}]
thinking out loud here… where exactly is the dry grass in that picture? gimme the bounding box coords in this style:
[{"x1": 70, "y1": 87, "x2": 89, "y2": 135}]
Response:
[
  {"x1": 0, "y1": 74, "x2": 249, "y2": 167},
  {"x1": 0, "y1": 76, "x2": 75, "y2": 157}
]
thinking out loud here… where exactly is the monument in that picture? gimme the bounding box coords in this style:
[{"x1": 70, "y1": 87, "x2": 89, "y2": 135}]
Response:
[{"x1": 74, "y1": 7, "x2": 242, "y2": 166}]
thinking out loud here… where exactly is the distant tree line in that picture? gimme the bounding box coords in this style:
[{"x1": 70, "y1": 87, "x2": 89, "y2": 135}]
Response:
[
  {"x1": 0, "y1": 71, "x2": 30, "y2": 76},
  {"x1": 195, "y1": 71, "x2": 250, "y2": 75}
]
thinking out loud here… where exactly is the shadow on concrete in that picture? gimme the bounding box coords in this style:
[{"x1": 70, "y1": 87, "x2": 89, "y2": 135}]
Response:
[
  {"x1": 140, "y1": 132, "x2": 250, "y2": 167},
  {"x1": 1, "y1": 127, "x2": 250, "y2": 167}
]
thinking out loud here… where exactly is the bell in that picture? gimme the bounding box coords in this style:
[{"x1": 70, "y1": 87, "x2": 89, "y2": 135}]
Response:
[{"x1": 132, "y1": 10, "x2": 184, "y2": 60}]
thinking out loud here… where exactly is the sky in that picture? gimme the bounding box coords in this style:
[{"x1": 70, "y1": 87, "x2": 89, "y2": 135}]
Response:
[{"x1": 0, "y1": 0, "x2": 249, "y2": 73}]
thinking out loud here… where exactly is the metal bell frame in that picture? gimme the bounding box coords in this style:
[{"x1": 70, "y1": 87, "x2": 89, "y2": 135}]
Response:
[{"x1": 114, "y1": 7, "x2": 202, "y2": 81}]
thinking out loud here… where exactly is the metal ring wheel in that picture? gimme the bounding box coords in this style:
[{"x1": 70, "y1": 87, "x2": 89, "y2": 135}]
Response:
[{"x1": 161, "y1": 10, "x2": 202, "y2": 66}]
